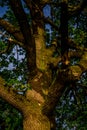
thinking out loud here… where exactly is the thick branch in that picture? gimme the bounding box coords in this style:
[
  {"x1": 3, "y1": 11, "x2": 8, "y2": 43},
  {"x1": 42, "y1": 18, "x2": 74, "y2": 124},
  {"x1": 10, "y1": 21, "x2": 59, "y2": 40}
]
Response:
[
  {"x1": 24, "y1": 0, "x2": 59, "y2": 31},
  {"x1": 0, "y1": 77, "x2": 27, "y2": 113},
  {"x1": 9, "y1": 0, "x2": 32, "y2": 46},
  {"x1": 0, "y1": 76, "x2": 45, "y2": 115},
  {"x1": 0, "y1": 18, "x2": 24, "y2": 43},
  {"x1": 9, "y1": 0, "x2": 36, "y2": 75},
  {"x1": 42, "y1": 51, "x2": 87, "y2": 116},
  {"x1": 60, "y1": 0, "x2": 69, "y2": 66},
  {"x1": 42, "y1": 71, "x2": 66, "y2": 116}
]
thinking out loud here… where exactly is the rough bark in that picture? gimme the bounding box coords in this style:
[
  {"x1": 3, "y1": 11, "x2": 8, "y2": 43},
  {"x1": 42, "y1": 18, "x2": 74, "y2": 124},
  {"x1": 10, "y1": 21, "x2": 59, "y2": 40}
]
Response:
[
  {"x1": 23, "y1": 113, "x2": 50, "y2": 130},
  {"x1": 0, "y1": 0, "x2": 87, "y2": 130},
  {"x1": 0, "y1": 77, "x2": 51, "y2": 130}
]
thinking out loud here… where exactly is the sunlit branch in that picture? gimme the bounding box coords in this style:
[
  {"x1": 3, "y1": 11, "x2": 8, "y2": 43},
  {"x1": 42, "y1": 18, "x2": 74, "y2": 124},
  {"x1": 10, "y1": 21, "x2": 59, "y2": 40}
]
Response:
[
  {"x1": 0, "y1": 77, "x2": 27, "y2": 113},
  {"x1": 0, "y1": 76, "x2": 45, "y2": 114}
]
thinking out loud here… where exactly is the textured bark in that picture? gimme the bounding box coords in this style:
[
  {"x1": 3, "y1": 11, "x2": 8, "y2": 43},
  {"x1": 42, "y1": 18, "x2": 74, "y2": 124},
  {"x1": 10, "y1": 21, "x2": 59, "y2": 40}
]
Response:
[
  {"x1": 23, "y1": 113, "x2": 50, "y2": 130},
  {"x1": 0, "y1": 77, "x2": 50, "y2": 130},
  {"x1": 34, "y1": 27, "x2": 47, "y2": 70},
  {"x1": 0, "y1": 0, "x2": 87, "y2": 130}
]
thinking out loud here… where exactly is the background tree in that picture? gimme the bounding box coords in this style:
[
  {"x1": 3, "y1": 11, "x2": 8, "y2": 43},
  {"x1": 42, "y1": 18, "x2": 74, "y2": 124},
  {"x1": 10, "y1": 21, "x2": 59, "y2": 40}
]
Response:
[{"x1": 0, "y1": 0, "x2": 87, "y2": 130}]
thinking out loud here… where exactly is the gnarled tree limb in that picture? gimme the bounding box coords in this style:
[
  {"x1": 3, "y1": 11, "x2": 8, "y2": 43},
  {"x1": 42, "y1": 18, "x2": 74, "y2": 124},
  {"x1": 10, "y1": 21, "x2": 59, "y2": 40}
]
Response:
[{"x1": 42, "y1": 51, "x2": 87, "y2": 116}]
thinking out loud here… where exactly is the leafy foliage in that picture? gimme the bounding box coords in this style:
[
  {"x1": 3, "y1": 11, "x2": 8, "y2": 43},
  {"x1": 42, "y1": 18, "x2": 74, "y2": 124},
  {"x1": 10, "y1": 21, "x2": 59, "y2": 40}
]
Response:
[
  {"x1": 56, "y1": 83, "x2": 87, "y2": 129},
  {"x1": 0, "y1": 99, "x2": 23, "y2": 130}
]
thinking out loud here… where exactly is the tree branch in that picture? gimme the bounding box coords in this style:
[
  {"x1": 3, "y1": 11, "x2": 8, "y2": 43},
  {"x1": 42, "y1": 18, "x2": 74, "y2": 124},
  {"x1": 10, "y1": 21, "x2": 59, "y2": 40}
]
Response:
[
  {"x1": 0, "y1": 38, "x2": 24, "y2": 55},
  {"x1": 68, "y1": 0, "x2": 87, "y2": 18},
  {"x1": 0, "y1": 76, "x2": 45, "y2": 114},
  {"x1": 7, "y1": 38, "x2": 25, "y2": 48},
  {"x1": 68, "y1": 50, "x2": 83, "y2": 59},
  {"x1": 42, "y1": 71, "x2": 66, "y2": 116},
  {"x1": 24, "y1": 0, "x2": 59, "y2": 31},
  {"x1": 0, "y1": 1, "x2": 38, "y2": 65},
  {"x1": 0, "y1": 77, "x2": 27, "y2": 113},
  {"x1": 38, "y1": 0, "x2": 52, "y2": 5},
  {"x1": 9, "y1": 0, "x2": 32, "y2": 46},
  {"x1": 68, "y1": 38, "x2": 87, "y2": 51},
  {"x1": 0, "y1": 18, "x2": 24, "y2": 43},
  {"x1": 9, "y1": 0, "x2": 37, "y2": 75},
  {"x1": 23, "y1": 0, "x2": 32, "y2": 9},
  {"x1": 43, "y1": 16, "x2": 59, "y2": 31},
  {"x1": 38, "y1": 0, "x2": 61, "y2": 7},
  {"x1": 79, "y1": 52, "x2": 87, "y2": 71},
  {"x1": 42, "y1": 51, "x2": 87, "y2": 116}
]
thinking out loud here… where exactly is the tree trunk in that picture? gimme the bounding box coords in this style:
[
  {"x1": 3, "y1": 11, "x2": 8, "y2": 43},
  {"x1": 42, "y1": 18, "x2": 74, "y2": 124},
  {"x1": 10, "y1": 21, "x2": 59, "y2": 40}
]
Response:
[{"x1": 23, "y1": 113, "x2": 50, "y2": 130}]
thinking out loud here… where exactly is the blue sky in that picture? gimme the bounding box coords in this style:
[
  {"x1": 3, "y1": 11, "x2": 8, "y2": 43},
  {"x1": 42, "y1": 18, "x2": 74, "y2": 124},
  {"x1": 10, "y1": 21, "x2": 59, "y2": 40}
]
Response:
[
  {"x1": 43, "y1": 5, "x2": 51, "y2": 17},
  {"x1": 0, "y1": 4, "x2": 50, "y2": 17},
  {"x1": 0, "y1": 6, "x2": 7, "y2": 17},
  {"x1": 0, "y1": 4, "x2": 50, "y2": 30}
]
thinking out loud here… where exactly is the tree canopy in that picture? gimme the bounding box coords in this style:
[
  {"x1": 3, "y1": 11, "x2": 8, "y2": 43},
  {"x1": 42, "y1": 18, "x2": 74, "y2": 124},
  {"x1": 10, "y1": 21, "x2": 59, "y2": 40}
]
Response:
[{"x1": 0, "y1": 0, "x2": 87, "y2": 130}]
